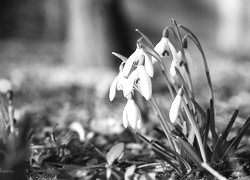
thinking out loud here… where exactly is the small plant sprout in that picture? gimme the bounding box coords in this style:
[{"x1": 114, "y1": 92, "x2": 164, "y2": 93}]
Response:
[
  {"x1": 108, "y1": 18, "x2": 250, "y2": 179},
  {"x1": 106, "y1": 143, "x2": 125, "y2": 179},
  {"x1": 69, "y1": 121, "x2": 86, "y2": 142}
]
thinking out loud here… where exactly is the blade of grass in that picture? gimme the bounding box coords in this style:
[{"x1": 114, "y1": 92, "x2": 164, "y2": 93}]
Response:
[
  {"x1": 202, "y1": 109, "x2": 210, "y2": 147},
  {"x1": 0, "y1": 95, "x2": 9, "y2": 125},
  {"x1": 221, "y1": 109, "x2": 239, "y2": 145},
  {"x1": 210, "y1": 134, "x2": 222, "y2": 163},
  {"x1": 182, "y1": 97, "x2": 207, "y2": 163},
  {"x1": 180, "y1": 167, "x2": 203, "y2": 180},
  {"x1": 152, "y1": 140, "x2": 191, "y2": 172},
  {"x1": 179, "y1": 138, "x2": 227, "y2": 180},
  {"x1": 136, "y1": 132, "x2": 151, "y2": 144},
  {"x1": 209, "y1": 99, "x2": 218, "y2": 147},
  {"x1": 200, "y1": 163, "x2": 227, "y2": 180},
  {"x1": 190, "y1": 98, "x2": 206, "y2": 120},
  {"x1": 151, "y1": 146, "x2": 182, "y2": 175},
  {"x1": 231, "y1": 116, "x2": 250, "y2": 151},
  {"x1": 178, "y1": 137, "x2": 202, "y2": 166},
  {"x1": 221, "y1": 116, "x2": 250, "y2": 161}
]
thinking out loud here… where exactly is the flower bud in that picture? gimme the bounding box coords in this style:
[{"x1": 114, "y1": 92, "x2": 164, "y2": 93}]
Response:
[
  {"x1": 162, "y1": 28, "x2": 169, "y2": 38},
  {"x1": 169, "y1": 88, "x2": 183, "y2": 123}
]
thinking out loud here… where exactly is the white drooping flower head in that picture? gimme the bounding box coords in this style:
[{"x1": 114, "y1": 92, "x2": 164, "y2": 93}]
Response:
[
  {"x1": 109, "y1": 63, "x2": 129, "y2": 101},
  {"x1": 125, "y1": 55, "x2": 152, "y2": 100},
  {"x1": 123, "y1": 43, "x2": 154, "y2": 78},
  {"x1": 176, "y1": 38, "x2": 194, "y2": 81},
  {"x1": 152, "y1": 28, "x2": 173, "y2": 63},
  {"x1": 122, "y1": 93, "x2": 142, "y2": 130}
]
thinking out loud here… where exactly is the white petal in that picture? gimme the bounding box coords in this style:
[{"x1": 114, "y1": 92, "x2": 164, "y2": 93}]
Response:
[
  {"x1": 109, "y1": 75, "x2": 120, "y2": 101},
  {"x1": 138, "y1": 66, "x2": 152, "y2": 100},
  {"x1": 176, "y1": 51, "x2": 182, "y2": 65},
  {"x1": 154, "y1": 37, "x2": 168, "y2": 57},
  {"x1": 123, "y1": 49, "x2": 139, "y2": 77},
  {"x1": 169, "y1": 95, "x2": 182, "y2": 123},
  {"x1": 177, "y1": 51, "x2": 189, "y2": 84},
  {"x1": 136, "y1": 118, "x2": 142, "y2": 129},
  {"x1": 144, "y1": 53, "x2": 154, "y2": 77},
  {"x1": 122, "y1": 104, "x2": 128, "y2": 128},
  {"x1": 170, "y1": 60, "x2": 176, "y2": 77},
  {"x1": 127, "y1": 100, "x2": 141, "y2": 129},
  {"x1": 123, "y1": 69, "x2": 139, "y2": 97},
  {"x1": 117, "y1": 74, "x2": 126, "y2": 90},
  {"x1": 170, "y1": 60, "x2": 178, "y2": 83},
  {"x1": 168, "y1": 40, "x2": 177, "y2": 61}
]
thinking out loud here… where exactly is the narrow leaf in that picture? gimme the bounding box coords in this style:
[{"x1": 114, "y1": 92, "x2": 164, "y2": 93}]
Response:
[
  {"x1": 231, "y1": 116, "x2": 250, "y2": 151},
  {"x1": 209, "y1": 99, "x2": 218, "y2": 147},
  {"x1": 106, "y1": 143, "x2": 125, "y2": 165},
  {"x1": 190, "y1": 98, "x2": 206, "y2": 120},
  {"x1": 221, "y1": 116, "x2": 250, "y2": 161},
  {"x1": 210, "y1": 134, "x2": 222, "y2": 163},
  {"x1": 221, "y1": 109, "x2": 239, "y2": 145},
  {"x1": 202, "y1": 109, "x2": 210, "y2": 146},
  {"x1": 0, "y1": 95, "x2": 9, "y2": 125},
  {"x1": 178, "y1": 137, "x2": 202, "y2": 166},
  {"x1": 137, "y1": 132, "x2": 151, "y2": 143},
  {"x1": 152, "y1": 146, "x2": 182, "y2": 175},
  {"x1": 152, "y1": 140, "x2": 191, "y2": 172}
]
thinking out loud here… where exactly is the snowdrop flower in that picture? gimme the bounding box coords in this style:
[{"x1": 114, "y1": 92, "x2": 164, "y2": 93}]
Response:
[
  {"x1": 152, "y1": 29, "x2": 174, "y2": 63},
  {"x1": 109, "y1": 63, "x2": 129, "y2": 101},
  {"x1": 176, "y1": 39, "x2": 194, "y2": 79},
  {"x1": 168, "y1": 38, "x2": 182, "y2": 84},
  {"x1": 123, "y1": 43, "x2": 154, "y2": 78},
  {"x1": 126, "y1": 55, "x2": 152, "y2": 100},
  {"x1": 169, "y1": 87, "x2": 183, "y2": 123},
  {"x1": 123, "y1": 93, "x2": 142, "y2": 129}
]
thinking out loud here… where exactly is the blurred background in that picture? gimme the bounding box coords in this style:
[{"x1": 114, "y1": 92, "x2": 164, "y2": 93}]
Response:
[{"x1": 0, "y1": 0, "x2": 249, "y2": 131}]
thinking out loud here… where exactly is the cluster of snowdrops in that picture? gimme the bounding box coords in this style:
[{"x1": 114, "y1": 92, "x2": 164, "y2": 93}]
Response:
[{"x1": 108, "y1": 19, "x2": 230, "y2": 180}]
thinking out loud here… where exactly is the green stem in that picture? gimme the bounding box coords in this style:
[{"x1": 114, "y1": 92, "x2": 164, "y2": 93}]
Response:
[
  {"x1": 160, "y1": 62, "x2": 176, "y2": 99},
  {"x1": 137, "y1": 162, "x2": 166, "y2": 169},
  {"x1": 201, "y1": 163, "x2": 227, "y2": 180},
  {"x1": 149, "y1": 96, "x2": 175, "y2": 150},
  {"x1": 182, "y1": 95, "x2": 207, "y2": 163}
]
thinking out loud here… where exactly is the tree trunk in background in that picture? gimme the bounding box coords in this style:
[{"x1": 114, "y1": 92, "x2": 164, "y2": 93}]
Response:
[
  {"x1": 43, "y1": 0, "x2": 63, "y2": 40},
  {"x1": 215, "y1": 0, "x2": 250, "y2": 56},
  {"x1": 64, "y1": 0, "x2": 111, "y2": 68}
]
